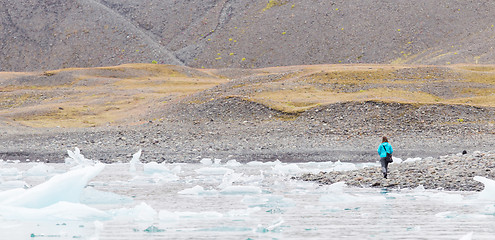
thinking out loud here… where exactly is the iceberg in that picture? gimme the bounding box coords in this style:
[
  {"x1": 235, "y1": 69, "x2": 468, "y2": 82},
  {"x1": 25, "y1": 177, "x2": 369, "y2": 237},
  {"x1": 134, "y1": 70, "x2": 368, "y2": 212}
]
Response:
[{"x1": 1, "y1": 163, "x2": 105, "y2": 208}]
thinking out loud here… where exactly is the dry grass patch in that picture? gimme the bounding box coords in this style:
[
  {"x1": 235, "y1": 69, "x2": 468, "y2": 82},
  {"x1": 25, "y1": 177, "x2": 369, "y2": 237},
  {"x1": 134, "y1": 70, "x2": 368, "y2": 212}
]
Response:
[
  {"x1": 251, "y1": 86, "x2": 442, "y2": 113},
  {"x1": 457, "y1": 65, "x2": 495, "y2": 72}
]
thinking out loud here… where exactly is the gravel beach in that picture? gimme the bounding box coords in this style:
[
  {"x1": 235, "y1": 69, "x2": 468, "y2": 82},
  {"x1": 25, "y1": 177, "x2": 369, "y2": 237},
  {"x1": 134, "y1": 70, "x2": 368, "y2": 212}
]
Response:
[
  {"x1": 297, "y1": 150, "x2": 495, "y2": 192},
  {"x1": 1, "y1": 99, "x2": 494, "y2": 165}
]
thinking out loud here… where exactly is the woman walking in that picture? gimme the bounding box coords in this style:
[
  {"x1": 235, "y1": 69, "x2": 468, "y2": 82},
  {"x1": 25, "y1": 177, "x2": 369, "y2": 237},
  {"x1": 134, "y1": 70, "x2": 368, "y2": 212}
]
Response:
[{"x1": 377, "y1": 136, "x2": 393, "y2": 179}]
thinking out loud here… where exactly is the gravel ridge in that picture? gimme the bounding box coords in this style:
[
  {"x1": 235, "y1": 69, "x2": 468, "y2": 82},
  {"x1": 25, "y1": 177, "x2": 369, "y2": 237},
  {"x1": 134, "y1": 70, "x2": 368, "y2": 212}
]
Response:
[{"x1": 297, "y1": 151, "x2": 495, "y2": 191}]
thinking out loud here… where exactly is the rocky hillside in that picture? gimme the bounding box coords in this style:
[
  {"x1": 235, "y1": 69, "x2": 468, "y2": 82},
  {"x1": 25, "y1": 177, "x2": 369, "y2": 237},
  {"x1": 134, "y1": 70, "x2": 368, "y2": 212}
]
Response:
[
  {"x1": 2, "y1": 0, "x2": 495, "y2": 71},
  {"x1": 1, "y1": 63, "x2": 494, "y2": 163}
]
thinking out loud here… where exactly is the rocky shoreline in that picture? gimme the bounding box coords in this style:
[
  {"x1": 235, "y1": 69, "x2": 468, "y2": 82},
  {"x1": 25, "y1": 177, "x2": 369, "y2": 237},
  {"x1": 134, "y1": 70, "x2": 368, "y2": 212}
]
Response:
[
  {"x1": 297, "y1": 150, "x2": 495, "y2": 192},
  {"x1": 1, "y1": 100, "x2": 495, "y2": 165}
]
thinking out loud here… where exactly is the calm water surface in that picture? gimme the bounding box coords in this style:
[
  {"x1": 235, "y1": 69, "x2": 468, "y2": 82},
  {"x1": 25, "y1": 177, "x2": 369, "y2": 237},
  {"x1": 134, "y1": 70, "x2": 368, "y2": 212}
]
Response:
[{"x1": 1, "y1": 160, "x2": 494, "y2": 240}]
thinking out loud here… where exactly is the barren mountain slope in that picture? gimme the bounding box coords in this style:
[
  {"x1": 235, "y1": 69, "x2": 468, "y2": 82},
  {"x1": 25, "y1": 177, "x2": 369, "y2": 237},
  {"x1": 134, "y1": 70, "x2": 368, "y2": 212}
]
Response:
[{"x1": 2, "y1": 0, "x2": 495, "y2": 71}]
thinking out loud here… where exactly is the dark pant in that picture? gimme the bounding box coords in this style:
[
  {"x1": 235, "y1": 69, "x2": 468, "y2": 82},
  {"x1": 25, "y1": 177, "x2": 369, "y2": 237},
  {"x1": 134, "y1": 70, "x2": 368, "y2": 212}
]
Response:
[{"x1": 380, "y1": 157, "x2": 389, "y2": 176}]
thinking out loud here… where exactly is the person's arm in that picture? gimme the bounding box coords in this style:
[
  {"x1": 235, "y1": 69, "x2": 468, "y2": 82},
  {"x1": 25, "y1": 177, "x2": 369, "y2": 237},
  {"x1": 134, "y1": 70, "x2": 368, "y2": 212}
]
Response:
[{"x1": 388, "y1": 144, "x2": 393, "y2": 154}]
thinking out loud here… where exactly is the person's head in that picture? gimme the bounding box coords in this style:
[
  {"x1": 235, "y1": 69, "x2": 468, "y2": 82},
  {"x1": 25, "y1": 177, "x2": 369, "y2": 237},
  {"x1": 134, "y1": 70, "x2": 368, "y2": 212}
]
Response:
[{"x1": 382, "y1": 136, "x2": 388, "y2": 143}]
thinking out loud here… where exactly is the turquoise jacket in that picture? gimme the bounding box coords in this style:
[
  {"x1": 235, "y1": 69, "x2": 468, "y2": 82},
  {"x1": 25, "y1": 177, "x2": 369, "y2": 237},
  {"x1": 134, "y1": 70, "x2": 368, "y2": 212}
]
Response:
[{"x1": 378, "y1": 142, "x2": 393, "y2": 158}]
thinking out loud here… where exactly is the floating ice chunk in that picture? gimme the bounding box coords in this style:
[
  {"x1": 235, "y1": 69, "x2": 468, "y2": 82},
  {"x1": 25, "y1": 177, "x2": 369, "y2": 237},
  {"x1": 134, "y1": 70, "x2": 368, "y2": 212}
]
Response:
[
  {"x1": 247, "y1": 161, "x2": 264, "y2": 166},
  {"x1": 200, "y1": 158, "x2": 212, "y2": 165},
  {"x1": 111, "y1": 202, "x2": 157, "y2": 222},
  {"x1": 431, "y1": 192, "x2": 464, "y2": 203},
  {"x1": 66, "y1": 147, "x2": 95, "y2": 167},
  {"x1": 256, "y1": 218, "x2": 284, "y2": 233},
  {"x1": 435, "y1": 211, "x2": 460, "y2": 218},
  {"x1": 220, "y1": 186, "x2": 262, "y2": 194},
  {"x1": 272, "y1": 163, "x2": 302, "y2": 176},
  {"x1": 218, "y1": 172, "x2": 244, "y2": 189},
  {"x1": 266, "y1": 218, "x2": 284, "y2": 231},
  {"x1": 404, "y1": 157, "x2": 422, "y2": 163},
  {"x1": 144, "y1": 162, "x2": 171, "y2": 174},
  {"x1": 214, "y1": 158, "x2": 222, "y2": 165},
  {"x1": 0, "y1": 201, "x2": 110, "y2": 221},
  {"x1": 177, "y1": 211, "x2": 223, "y2": 219},
  {"x1": 131, "y1": 172, "x2": 179, "y2": 184},
  {"x1": 25, "y1": 163, "x2": 54, "y2": 176},
  {"x1": 242, "y1": 195, "x2": 295, "y2": 208},
  {"x1": 391, "y1": 157, "x2": 403, "y2": 164},
  {"x1": 238, "y1": 171, "x2": 264, "y2": 185},
  {"x1": 247, "y1": 160, "x2": 282, "y2": 166},
  {"x1": 225, "y1": 159, "x2": 242, "y2": 166},
  {"x1": 459, "y1": 232, "x2": 473, "y2": 240},
  {"x1": 178, "y1": 185, "x2": 218, "y2": 195},
  {"x1": 143, "y1": 225, "x2": 165, "y2": 233},
  {"x1": 129, "y1": 149, "x2": 143, "y2": 172},
  {"x1": 0, "y1": 167, "x2": 20, "y2": 176},
  {"x1": 332, "y1": 161, "x2": 357, "y2": 172},
  {"x1": 474, "y1": 176, "x2": 495, "y2": 200},
  {"x1": 133, "y1": 202, "x2": 157, "y2": 222},
  {"x1": 326, "y1": 181, "x2": 346, "y2": 193},
  {"x1": 1, "y1": 163, "x2": 105, "y2": 208},
  {"x1": 195, "y1": 167, "x2": 234, "y2": 175},
  {"x1": 171, "y1": 165, "x2": 182, "y2": 174},
  {"x1": 413, "y1": 185, "x2": 426, "y2": 192}
]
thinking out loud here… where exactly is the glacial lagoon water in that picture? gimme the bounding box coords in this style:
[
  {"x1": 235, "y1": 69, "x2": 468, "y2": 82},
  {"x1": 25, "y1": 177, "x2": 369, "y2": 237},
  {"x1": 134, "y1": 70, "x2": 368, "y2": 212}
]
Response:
[{"x1": 0, "y1": 149, "x2": 494, "y2": 240}]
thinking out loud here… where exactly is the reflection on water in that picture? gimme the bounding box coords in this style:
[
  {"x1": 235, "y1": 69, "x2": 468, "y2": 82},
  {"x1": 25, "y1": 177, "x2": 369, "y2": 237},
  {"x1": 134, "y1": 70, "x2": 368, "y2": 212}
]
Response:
[{"x1": 0, "y1": 155, "x2": 494, "y2": 239}]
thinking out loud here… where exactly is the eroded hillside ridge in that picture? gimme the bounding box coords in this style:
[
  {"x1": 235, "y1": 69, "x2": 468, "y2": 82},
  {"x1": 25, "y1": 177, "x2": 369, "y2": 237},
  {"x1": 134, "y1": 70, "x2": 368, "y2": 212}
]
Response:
[{"x1": 2, "y1": 0, "x2": 495, "y2": 71}]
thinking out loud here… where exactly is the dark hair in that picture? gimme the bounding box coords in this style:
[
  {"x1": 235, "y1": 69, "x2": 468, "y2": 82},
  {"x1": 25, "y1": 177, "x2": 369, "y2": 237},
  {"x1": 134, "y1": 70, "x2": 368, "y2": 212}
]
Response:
[{"x1": 382, "y1": 136, "x2": 388, "y2": 143}]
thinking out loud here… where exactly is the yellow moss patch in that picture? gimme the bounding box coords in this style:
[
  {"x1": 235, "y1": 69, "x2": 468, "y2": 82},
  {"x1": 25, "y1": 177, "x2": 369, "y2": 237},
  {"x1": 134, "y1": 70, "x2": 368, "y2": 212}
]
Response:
[{"x1": 262, "y1": 0, "x2": 286, "y2": 11}]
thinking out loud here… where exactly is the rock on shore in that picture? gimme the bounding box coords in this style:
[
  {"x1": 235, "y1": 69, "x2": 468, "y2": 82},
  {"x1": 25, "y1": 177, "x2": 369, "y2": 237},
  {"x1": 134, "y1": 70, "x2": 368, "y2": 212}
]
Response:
[{"x1": 297, "y1": 151, "x2": 495, "y2": 191}]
